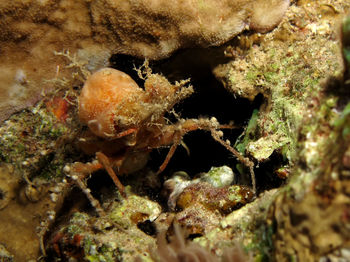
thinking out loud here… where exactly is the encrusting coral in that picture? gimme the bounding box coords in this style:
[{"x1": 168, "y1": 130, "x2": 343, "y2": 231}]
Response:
[
  {"x1": 163, "y1": 167, "x2": 253, "y2": 212},
  {"x1": 92, "y1": 0, "x2": 290, "y2": 59}
]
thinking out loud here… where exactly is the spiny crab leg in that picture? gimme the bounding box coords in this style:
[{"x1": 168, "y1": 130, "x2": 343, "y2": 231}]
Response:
[
  {"x1": 113, "y1": 127, "x2": 138, "y2": 139},
  {"x1": 210, "y1": 129, "x2": 256, "y2": 194},
  {"x1": 64, "y1": 162, "x2": 106, "y2": 216},
  {"x1": 69, "y1": 160, "x2": 103, "y2": 174},
  {"x1": 64, "y1": 152, "x2": 126, "y2": 217},
  {"x1": 156, "y1": 118, "x2": 256, "y2": 194},
  {"x1": 156, "y1": 138, "x2": 181, "y2": 175},
  {"x1": 96, "y1": 152, "x2": 126, "y2": 197}
]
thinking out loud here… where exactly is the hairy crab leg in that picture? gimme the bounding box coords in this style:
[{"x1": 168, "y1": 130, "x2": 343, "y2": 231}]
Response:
[
  {"x1": 155, "y1": 118, "x2": 234, "y2": 175},
  {"x1": 70, "y1": 161, "x2": 103, "y2": 174},
  {"x1": 113, "y1": 128, "x2": 138, "y2": 139},
  {"x1": 210, "y1": 129, "x2": 256, "y2": 194},
  {"x1": 156, "y1": 142, "x2": 180, "y2": 175},
  {"x1": 182, "y1": 118, "x2": 256, "y2": 194},
  {"x1": 156, "y1": 118, "x2": 256, "y2": 194},
  {"x1": 65, "y1": 162, "x2": 106, "y2": 216},
  {"x1": 96, "y1": 152, "x2": 126, "y2": 197}
]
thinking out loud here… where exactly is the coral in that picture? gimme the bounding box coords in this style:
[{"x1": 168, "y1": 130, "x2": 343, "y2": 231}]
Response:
[
  {"x1": 160, "y1": 168, "x2": 254, "y2": 239},
  {"x1": 0, "y1": 244, "x2": 13, "y2": 262},
  {"x1": 0, "y1": 0, "x2": 111, "y2": 123},
  {"x1": 268, "y1": 20, "x2": 350, "y2": 258},
  {"x1": 0, "y1": 98, "x2": 74, "y2": 180},
  {"x1": 109, "y1": 193, "x2": 162, "y2": 229},
  {"x1": 91, "y1": 0, "x2": 290, "y2": 60},
  {"x1": 249, "y1": 0, "x2": 290, "y2": 32},
  {"x1": 0, "y1": 162, "x2": 68, "y2": 261},
  {"x1": 214, "y1": 1, "x2": 345, "y2": 166},
  {"x1": 200, "y1": 166, "x2": 236, "y2": 188},
  {"x1": 46, "y1": 195, "x2": 161, "y2": 261},
  {"x1": 167, "y1": 167, "x2": 252, "y2": 213},
  {"x1": 164, "y1": 167, "x2": 236, "y2": 210},
  {"x1": 219, "y1": 189, "x2": 279, "y2": 259},
  {"x1": 267, "y1": 8, "x2": 350, "y2": 262},
  {"x1": 0, "y1": 97, "x2": 76, "y2": 260},
  {"x1": 0, "y1": 164, "x2": 18, "y2": 211},
  {"x1": 210, "y1": 1, "x2": 350, "y2": 260},
  {"x1": 0, "y1": 0, "x2": 289, "y2": 123},
  {"x1": 177, "y1": 183, "x2": 254, "y2": 214}
]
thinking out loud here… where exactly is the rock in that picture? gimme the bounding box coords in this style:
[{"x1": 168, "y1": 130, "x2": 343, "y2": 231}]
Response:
[{"x1": 91, "y1": 0, "x2": 290, "y2": 60}]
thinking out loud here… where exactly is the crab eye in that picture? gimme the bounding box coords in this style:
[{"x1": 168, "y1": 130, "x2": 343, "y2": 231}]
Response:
[{"x1": 87, "y1": 119, "x2": 102, "y2": 134}]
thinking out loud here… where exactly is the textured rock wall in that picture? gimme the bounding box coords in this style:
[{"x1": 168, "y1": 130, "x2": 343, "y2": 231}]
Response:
[{"x1": 91, "y1": 0, "x2": 290, "y2": 59}]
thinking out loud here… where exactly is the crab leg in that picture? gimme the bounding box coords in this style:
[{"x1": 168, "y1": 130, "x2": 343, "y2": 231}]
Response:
[
  {"x1": 70, "y1": 161, "x2": 103, "y2": 174},
  {"x1": 156, "y1": 118, "x2": 256, "y2": 193},
  {"x1": 96, "y1": 152, "x2": 126, "y2": 197},
  {"x1": 156, "y1": 142, "x2": 180, "y2": 175},
  {"x1": 156, "y1": 118, "x2": 237, "y2": 175},
  {"x1": 65, "y1": 162, "x2": 106, "y2": 216},
  {"x1": 114, "y1": 128, "x2": 138, "y2": 139},
  {"x1": 210, "y1": 129, "x2": 256, "y2": 194}
]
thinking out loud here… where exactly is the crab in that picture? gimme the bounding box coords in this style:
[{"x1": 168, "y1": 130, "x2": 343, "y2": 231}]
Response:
[{"x1": 65, "y1": 63, "x2": 255, "y2": 207}]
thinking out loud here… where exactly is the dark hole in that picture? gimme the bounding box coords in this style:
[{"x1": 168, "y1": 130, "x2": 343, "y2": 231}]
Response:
[
  {"x1": 109, "y1": 54, "x2": 146, "y2": 87},
  {"x1": 0, "y1": 189, "x2": 4, "y2": 200},
  {"x1": 21, "y1": 130, "x2": 29, "y2": 137},
  {"x1": 86, "y1": 170, "x2": 119, "y2": 201},
  {"x1": 254, "y1": 151, "x2": 288, "y2": 194},
  {"x1": 137, "y1": 220, "x2": 157, "y2": 236},
  {"x1": 301, "y1": 226, "x2": 310, "y2": 235},
  {"x1": 290, "y1": 211, "x2": 308, "y2": 227},
  {"x1": 110, "y1": 50, "x2": 259, "y2": 180},
  {"x1": 110, "y1": 48, "x2": 285, "y2": 192},
  {"x1": 188, "y1": 233, "x2": 203, "y2": 240}
]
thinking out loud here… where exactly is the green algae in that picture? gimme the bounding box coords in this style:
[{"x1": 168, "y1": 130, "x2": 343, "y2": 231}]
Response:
[
  {"x1": 0, "y1": 101, "x2": 75, "y2": 181},
  {"x1": 342, "y1": 15, "x2": 350, "y2": 70},
  {"x1": 227, "y1": 185, "x2": 244, "y2": 202},
  {"x1": 50, "y1": 204, "x2": 157, "y2": 261},
  {"x1": 235, "y1": 109, "x2": 260, "y2": 154},
  {"x1": 85, "y1": 243, "x2": 115, "y2": 262},
  {"x1": 219, "y1": 14, "x2": 342, "y2": 166},
  {"x1": 267, "y1": 11, "x2": 350, "y2": 260},
  {"x1": 109, "y1": 193, "x2": 161, "y2": 229},
  {"x1": 200, "y1": 166, "x2": 235, "y2": 187}
]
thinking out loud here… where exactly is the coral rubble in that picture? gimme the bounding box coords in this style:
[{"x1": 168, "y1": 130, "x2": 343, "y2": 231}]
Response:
[{"x1": 46, "y1": 195, "x2": 161, "y2": 261}]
